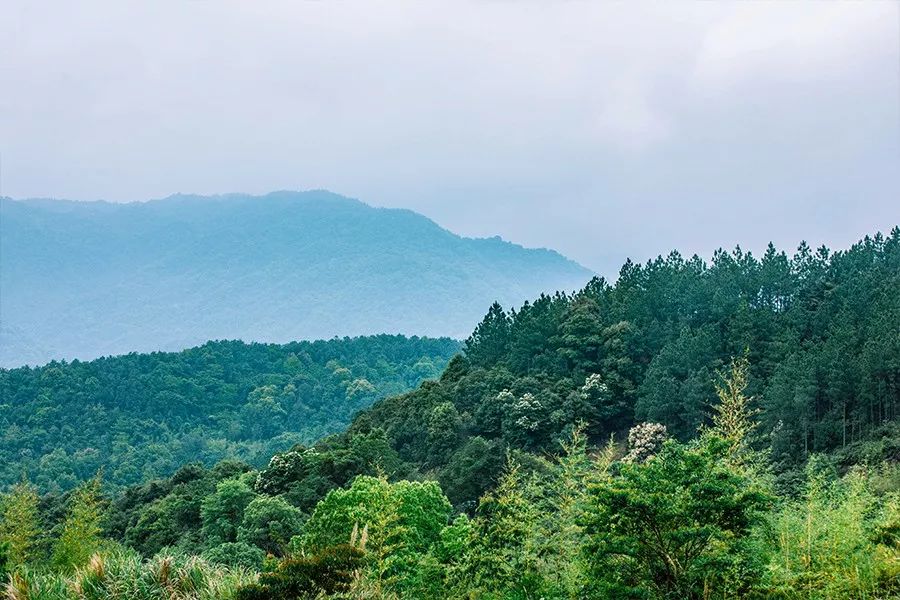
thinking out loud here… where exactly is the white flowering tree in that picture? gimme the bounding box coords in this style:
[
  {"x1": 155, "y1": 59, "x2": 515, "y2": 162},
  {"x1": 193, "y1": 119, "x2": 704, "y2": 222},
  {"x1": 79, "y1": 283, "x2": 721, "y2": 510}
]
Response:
[{"x1": 623, "y1": 422, "x2": 668, "y2": 463}]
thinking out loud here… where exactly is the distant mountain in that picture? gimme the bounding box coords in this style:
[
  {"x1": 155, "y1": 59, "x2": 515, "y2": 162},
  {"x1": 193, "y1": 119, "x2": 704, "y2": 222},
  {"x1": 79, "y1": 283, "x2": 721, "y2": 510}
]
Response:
[{"x1": 0, "y1": 191, "x2": 592, "y2": 366}]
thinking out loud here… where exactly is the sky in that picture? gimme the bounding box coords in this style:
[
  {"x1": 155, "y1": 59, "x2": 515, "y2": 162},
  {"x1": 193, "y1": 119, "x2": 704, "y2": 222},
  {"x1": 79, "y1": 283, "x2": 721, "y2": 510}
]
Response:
[{"x1": 1, "y1": 1, "x2": 898, "y2": 276}]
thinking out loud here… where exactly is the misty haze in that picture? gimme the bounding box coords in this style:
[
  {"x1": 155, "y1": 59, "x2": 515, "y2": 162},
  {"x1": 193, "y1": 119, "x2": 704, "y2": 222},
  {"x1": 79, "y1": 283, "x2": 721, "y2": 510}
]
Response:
[{"x1": 0, "y1": 2, "x2": 897, "y2": 599}]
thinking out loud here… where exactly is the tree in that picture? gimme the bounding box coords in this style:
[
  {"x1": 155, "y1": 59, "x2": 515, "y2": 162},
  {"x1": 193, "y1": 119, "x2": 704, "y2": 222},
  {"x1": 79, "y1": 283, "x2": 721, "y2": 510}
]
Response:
[
  {"x1": 708, "y1": 355, "x2": 769, "y2": 478},
  {"x1": 501, "y1": 390, "x2": 552, "y2": 448},
  {"x1": 52, "y1": 475, "x2": 104, "y2": 571},
  {"x1": 201, "y1": 477, "x2": 257, "y2": 546},
  {"x1": 462, "y1": 458, "x2": 543, "y2": 596},
  {"x1": 556, "y1": 297, "x2": 604, "y2": 374},
  {"x1": 464, "y1": 302, "x2": 511, "y2": 366},
  {"x1": 573, "y1": 373, "x2": 629, "y2": 436},
  {"x1": 532, "y1": 426, "x2": 616, "y2": 599},
  {"x1": 240, "y1": 386, "x2": 288, "y2": 440},
  {"x1": 763, "y1": 462, "x2": 900, "y2": 598},
  {"x1": 623, "y1": 422, "x2": 668, "y2": 463},
  {"x1": 585, "y1": 437, "x2": 769, "y2": 599},
  {"x1": 299, "y1": 475, "x2": 452, "y2": 593},
  {"x1": 202, "y1": 541, "x2": 266, "y2": 570},
  {"x1": 426, "y1": 402, "x2": 462, "y2": 466},
  {"x1": 439, "y1": 437, "x2": 503, "y2": 510},
  {"x1": 255, "y1": 449, "x2": 309, "y2": 496},
  {"x1": 238, "y1": 496, "x2": 303, "y2": 556},
  {"x1": 0, "y1": 478, "x2": 40, "y2": 566},
  {"x1": 636, "y1": 326, "x2": 720, "y2": 439}
]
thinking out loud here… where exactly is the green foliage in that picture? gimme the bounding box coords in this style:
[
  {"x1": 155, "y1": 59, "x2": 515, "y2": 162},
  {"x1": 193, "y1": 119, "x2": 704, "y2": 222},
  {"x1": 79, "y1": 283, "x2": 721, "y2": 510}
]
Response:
[
  {"x1": 0, "y1": 539, "x2": 10, "y2": 583},
  {"x1": 761, "y1": 462, "x2": 900, "y2": 599},
  {"x1": 636, "y1": 325, "x2": 719, "y2": 440},
  {"x1": 237, "y1": 496, "x2": 303, "y2": 556},
  {"x1": 52, "y1": 475, "x2": 104, "y2": 572},
  {"x1": 235, "y1": 544, "x2": 364, "y2": 600},
  {"x1": 331, "y1": 228, "x2": 900, "y2": 514},
  {"x1": 202, "y1": 542, "x2": 266, "y2": 571},
  {"x1": 201, "y1": 477, "x2": 257, "y2": 546},
  {"x1": 532, "y1": 427, "x2": 616, "y2": 599},
  {"x1": 0, "y1": 477, "x2": 41, "y2": 566},
  {"x1": 426, "y1": 401, "x2": 463, "y2": 466},
  {"x1": 463, "y1": 459, "x2": 544, "y2": 596},
  {"x1": 0, "y1": 335, "x2": 459, "y2": 492},
  {"x1": 585, "y1": 437, "x2": 770, "y2": 599},
  {"x1": 255, "y1": 429, "x2": 403, "y2": 512},
  {"x1": 438, "y1": 436, "x2": 503, "y2": 510},
  {"x1": 298, "y1": 474, "x2": 452, "y2": 593},
  {"x1": 105, "y1": 461, "x2": 252, "y2": 558}
]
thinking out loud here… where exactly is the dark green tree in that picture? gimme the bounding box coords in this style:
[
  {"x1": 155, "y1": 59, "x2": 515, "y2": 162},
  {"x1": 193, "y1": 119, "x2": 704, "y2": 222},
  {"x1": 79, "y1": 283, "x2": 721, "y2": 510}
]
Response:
[{"x1": 585, "y1": 437, "x2": 769, "y2": 599}]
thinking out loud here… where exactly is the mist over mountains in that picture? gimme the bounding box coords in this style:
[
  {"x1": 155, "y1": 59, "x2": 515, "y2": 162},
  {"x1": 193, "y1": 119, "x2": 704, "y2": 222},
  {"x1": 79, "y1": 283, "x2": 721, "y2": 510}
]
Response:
[{"x1": 0, "y1": 190, "x2": 592, "y2": 366}]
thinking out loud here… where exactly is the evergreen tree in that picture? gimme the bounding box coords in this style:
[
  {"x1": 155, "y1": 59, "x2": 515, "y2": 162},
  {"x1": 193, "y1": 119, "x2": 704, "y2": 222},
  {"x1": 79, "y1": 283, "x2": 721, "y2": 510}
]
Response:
[{"x1": 464, "y1": 302, "x2": 511, "y2": 366}]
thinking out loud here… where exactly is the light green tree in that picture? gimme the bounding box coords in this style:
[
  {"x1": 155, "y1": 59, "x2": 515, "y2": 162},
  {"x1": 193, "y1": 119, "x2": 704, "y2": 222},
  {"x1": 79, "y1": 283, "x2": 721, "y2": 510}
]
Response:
[
  {"x1": 238, "y1": 495, "x2": 303, "y2": 555},
  {"x1": 536, "y1": 426, "x2": 616, "y2": 599},
  {"x1": 585, "y1": 437, "x2": 769, "y2": 599},
  {"x1": 462, "y1": 457, "x2": 542, "y2": 596},
  {"x1": 201, "y1": 477, "x2": 257, "y2": 546},
  {"x1": 0, "y1": 478, "x2": 41, "y2": 567},
  {"x1": 764, "y1": 463, "x2": 900, "y2": 599},
  {"x1": 52, "y1": 475, "x2": 103, "y2": 571},
  {"x1": 299, "y1": 474, "x2": 452, "y2": 594}
]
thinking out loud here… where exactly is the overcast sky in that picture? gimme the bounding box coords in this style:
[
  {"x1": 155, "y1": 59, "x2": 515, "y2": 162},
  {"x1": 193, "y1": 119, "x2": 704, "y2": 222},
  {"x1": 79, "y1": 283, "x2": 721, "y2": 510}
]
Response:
[{"x1": 2, "y1": 1, "x2": 898, "y2": 275}]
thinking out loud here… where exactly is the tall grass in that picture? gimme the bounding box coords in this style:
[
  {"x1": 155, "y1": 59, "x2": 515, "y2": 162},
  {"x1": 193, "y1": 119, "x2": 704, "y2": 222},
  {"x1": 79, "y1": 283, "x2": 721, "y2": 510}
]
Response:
[{"x1": 4, "y1": 549, "x2": 255, "y2": 600}]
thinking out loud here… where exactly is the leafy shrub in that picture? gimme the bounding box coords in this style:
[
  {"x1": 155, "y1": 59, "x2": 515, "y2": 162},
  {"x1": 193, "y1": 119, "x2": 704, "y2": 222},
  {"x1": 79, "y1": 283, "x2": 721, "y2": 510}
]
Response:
[
  {"x1": 202, "y1": 542, "x2": 266, "y2": 571},
  {"x1": 586, "y1": 436, "x2": 770, "y2": 599},
  {"x1": 761, "y1": 463, "x2": 900, "y2": 599},
  {"x1": 0, "y1": 540, "x2": 10, "y2": 583},
  {"x1": 235, "y1": 545, "x2": 363, "y2": 600},
  {"x1": 238, "y1": 496, "x2": 304, "y2": 556}
]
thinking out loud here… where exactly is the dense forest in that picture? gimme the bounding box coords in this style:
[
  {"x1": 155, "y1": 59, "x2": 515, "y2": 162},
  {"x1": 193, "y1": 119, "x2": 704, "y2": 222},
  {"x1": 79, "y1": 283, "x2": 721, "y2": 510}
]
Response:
[
  {"x1": 0, "y1": 192, "x2": 590, "y2": 366},
  {"x1": 0, "y1": 336, "x2": 459, "y2": 491},
  {"x1": 1, "y1": 230, "x2": 898, "y2": 599}
]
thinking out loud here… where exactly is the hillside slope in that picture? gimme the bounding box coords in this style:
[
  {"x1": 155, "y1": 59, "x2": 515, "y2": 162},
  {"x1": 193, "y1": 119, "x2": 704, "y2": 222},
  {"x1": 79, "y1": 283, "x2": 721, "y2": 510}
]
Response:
[
  {"x1": 3, "y1": 231, "x2": 898, "y2": 600},
  {"x1": 0, "y1": 191, "x2": 591, "y2": 366},
  {"x1": 252, "y1": 228, "x2": 900, "y2": 509},
  {"x1": 0, "y1": 335, "x2": 460, "y2": 491}
]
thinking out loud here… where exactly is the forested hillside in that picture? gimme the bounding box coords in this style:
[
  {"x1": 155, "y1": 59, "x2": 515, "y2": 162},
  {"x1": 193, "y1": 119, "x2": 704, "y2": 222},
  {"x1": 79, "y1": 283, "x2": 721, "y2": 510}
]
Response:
[
  {"x1": 0, "y1": 336, "x2": 459, "y2": 491},
  {"x1": 287, "y1": 227, "x2": 899, "y2": 506},
  {"x1": 1, "y1": 230, "x2": 897, "y2": 599},
  {"x1": 0, "y1": 191, "x2": 590, "y2": 366}
]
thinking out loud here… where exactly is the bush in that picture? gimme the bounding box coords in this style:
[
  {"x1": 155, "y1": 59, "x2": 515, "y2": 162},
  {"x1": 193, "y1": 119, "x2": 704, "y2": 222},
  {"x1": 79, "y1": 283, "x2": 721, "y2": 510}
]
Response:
[
  {"x1": 203, "y1": 542, "x2": 266, "y2": 571},
  {"x1": 0, "y1": 540, "x2": 10, "y2": 582},
  {"x1": 238, "y1": 496, "x2": 304, "y2": 556},
  {"x1": 586, "y1": 436, "x2": 770, "y2": 599},
  {"x1": 761, "y1": 463, "x2": 900, "y2": 599},
  {"x1": 235, "y1": 544, "x2": 364, "y2": 600}
]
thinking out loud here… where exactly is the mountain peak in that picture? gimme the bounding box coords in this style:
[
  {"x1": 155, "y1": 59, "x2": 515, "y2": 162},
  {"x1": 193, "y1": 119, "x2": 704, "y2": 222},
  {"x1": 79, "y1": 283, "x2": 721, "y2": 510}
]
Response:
[{"x1": 1, "y1": 192, "x2": 591, "y2": 366}]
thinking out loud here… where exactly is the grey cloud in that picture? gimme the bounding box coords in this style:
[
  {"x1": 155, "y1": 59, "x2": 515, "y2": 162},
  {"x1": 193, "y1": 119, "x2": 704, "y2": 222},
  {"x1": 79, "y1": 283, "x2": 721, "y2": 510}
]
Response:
[{"x1": 1, "y1": 0, "x2": 897, "y2": 276}]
